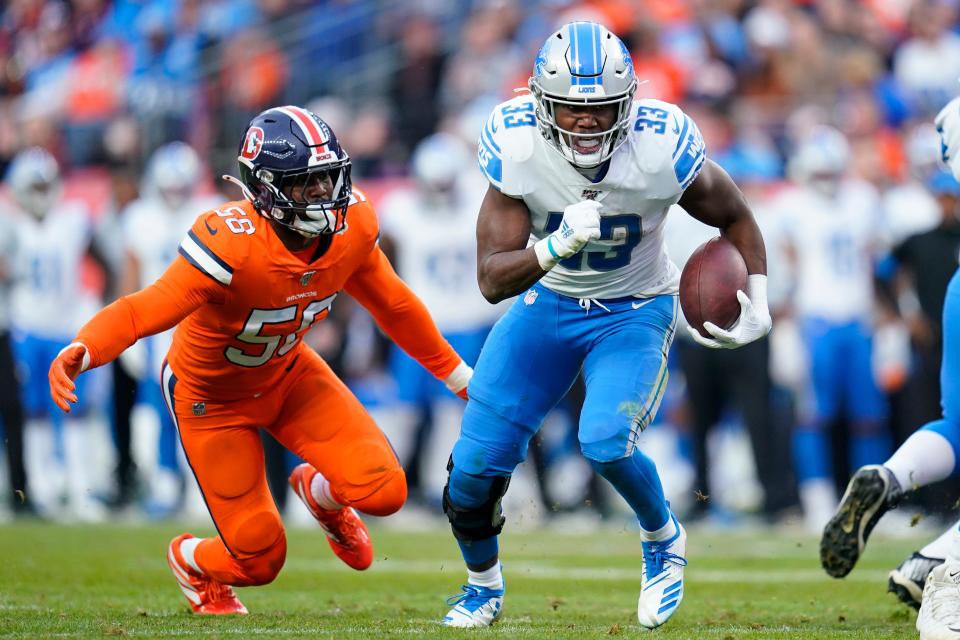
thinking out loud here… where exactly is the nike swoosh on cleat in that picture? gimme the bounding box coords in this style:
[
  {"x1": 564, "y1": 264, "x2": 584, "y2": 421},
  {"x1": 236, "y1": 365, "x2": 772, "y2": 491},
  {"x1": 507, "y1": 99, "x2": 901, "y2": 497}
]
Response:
[
  {"x1": 204, "y1": 219, "x2": 218, "y2": 235},
  {"x1": 632, "y1": 299, "x2": 655, "y2": 310}
]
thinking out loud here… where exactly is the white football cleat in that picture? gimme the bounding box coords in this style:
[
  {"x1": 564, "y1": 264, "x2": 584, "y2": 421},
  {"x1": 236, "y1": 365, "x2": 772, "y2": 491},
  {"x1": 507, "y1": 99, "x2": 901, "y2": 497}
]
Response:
[
  {"x1": 442, "y1": 583, "x2": 504, "y2": 628},
  {"x1": 890, "y1": 552, "x2": 944, "y2": 609},
  {"x1": 918, "y1": 563, "x2": 960, "y2": 639},
  {"x1": 637, "y1": 514, "x2": 687, "y2": 629}
]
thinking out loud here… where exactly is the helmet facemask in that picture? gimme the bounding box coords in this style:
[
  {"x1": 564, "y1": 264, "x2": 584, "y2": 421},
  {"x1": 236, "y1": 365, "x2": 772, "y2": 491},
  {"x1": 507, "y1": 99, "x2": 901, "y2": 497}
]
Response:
[
  {"x1": 529, "y1": 80, "x2": 636, "y2": 168},
  {"x1": 246, "y1": 157, "x2": 352, "y2": 238}
]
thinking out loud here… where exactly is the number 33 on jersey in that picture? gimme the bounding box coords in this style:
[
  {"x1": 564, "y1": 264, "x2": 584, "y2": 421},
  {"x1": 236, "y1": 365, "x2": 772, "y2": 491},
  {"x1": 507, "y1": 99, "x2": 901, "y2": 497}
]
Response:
[{"x1": 478, "y1": 95, "x2": 706, "y2": 299}]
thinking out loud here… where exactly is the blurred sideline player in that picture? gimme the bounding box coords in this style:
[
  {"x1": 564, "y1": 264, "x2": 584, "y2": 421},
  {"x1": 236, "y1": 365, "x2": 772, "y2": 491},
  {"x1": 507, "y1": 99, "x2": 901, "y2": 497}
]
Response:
[
  {"x1": 48, "y1": 106, "x2": 472, "y2": 614},
  {"x1": 776, "y1": 127, "x2": 891, "y2": 533},
  {"x1": 819, "y1": 96, "x2": 960, "y2": 640},
  {"x1": 378, "y1": 132, "x2": 504, "y2": 510},
  {"x1": 7, "y1": 148, "x2": 108, "y2": 521},
  {"x1": 0, "y1": 177, "x2": 29, "y2": 515},
  {"x1": 119, "y1": 142, "x2": 220, "y2": 517},
  {"x1": 441, "y1": 22, "x2": 771, "y2": 629}
]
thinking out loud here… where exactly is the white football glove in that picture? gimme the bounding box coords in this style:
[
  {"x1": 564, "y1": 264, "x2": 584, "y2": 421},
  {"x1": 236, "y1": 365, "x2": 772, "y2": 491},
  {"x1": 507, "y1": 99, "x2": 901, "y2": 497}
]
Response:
[
  {"x1": 687, "y1": 274, "x2": 773, "y2": 349},
  {"x1": 534, "y1": 200, "x2": 601, "y2": 270},
  {"x1": 936, "y1": 96, "x2": 960, "y2": 181}
]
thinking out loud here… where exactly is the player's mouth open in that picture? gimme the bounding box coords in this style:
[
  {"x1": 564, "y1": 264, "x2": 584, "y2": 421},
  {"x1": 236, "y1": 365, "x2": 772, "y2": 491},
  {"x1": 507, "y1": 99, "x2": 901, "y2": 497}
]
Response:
[{"x1": 572, "y1": 137, "x2": 602, "y2": 154}]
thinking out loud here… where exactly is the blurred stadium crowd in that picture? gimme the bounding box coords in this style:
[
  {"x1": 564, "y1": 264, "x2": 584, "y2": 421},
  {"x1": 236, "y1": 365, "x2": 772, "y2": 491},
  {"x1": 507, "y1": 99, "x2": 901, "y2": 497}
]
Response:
[{"x1": 2, "y1": 0, "x2": 960, "y2": 535}]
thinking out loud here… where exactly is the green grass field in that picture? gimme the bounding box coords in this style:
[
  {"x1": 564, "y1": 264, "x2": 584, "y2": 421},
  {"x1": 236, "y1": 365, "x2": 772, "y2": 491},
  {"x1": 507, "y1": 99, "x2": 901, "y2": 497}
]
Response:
[{"x1": 0, "y1": 521, "x2": 927, "y2": 639}]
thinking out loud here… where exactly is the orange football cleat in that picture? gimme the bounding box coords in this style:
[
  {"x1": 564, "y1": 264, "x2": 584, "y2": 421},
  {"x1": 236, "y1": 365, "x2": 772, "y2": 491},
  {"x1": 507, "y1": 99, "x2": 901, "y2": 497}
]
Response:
[
  {"x1": 289, "y1": 463, "x2": 373, "y2": 570},
  {"x1": 167, "y1": 533, "x2": 248, "y2": 615}
]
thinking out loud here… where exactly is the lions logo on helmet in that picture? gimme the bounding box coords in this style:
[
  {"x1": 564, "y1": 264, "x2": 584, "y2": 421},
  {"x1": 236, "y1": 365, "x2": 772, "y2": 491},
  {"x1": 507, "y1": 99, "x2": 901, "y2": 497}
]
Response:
[
  {"x1": 228, "y1": 105, "x2": 352, "y2": 237},
  {"x1": 528, "y1": 22, "x2": 638, "y2": 168}
]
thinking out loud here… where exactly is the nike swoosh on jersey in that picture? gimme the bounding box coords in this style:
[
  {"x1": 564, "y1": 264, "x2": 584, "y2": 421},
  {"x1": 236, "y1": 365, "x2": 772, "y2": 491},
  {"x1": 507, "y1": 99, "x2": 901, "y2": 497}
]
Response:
[
  {"x1": 632, "y1": 299, "x2": 655, "y2": 309},
  {"x1": 204, "y1": 219, "x2": 219, "y2": 235},
  {"x1": 671, "y1": 117, "x2": 680, "y2": 135}
]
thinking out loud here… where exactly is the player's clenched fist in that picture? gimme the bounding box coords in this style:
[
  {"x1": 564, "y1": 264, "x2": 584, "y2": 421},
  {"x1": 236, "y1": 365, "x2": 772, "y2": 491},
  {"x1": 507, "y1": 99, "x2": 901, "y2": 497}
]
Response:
[
  {"x1": 534, "y1": 200, "x2": 602, "y2": 270},
  {"x1": 49, "y1": 342, "x2": 89, "y2": 413}
]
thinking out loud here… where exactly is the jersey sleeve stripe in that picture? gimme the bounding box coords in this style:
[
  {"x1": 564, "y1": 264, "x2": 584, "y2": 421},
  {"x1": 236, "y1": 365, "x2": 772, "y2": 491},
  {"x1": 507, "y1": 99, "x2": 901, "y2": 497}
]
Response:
[
  {"x1": 679, "y1": 155, "x2": 706, "y2": 190},
  {"x1": 672, "y1": 115, "x2": 691, "y2": 159},
  {"x1": 482, "y1": 122, "x2": 502, "y2": 154},
  {"x1": 478, "y1": 137, "x2": 503, "y2": 186},
  {"x1": 179, "y1": 230, "x2": 233, "y2": 285}
]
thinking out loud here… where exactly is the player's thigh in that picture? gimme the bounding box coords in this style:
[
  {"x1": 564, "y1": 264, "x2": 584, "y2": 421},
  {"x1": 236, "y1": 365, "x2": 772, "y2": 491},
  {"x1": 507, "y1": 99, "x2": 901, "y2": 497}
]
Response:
[
  {"x1": 845, "y1": 323, "x2": 887, "y2": 422},
  {"x1": 269, "y1": 349, "x2": 402, "y2": 503},
  {"x1": 161, "y1": 366, "x2": 281, "y2": 557},
  {"x1": 452, "y1": 398, "x2": 539, "y2": 476},
  {"x1": 578, "y1": 295, "x2": 676, "y2": 461},
  {"x1": 800, "y1": 318, "x2": 842, "y2": 421},
  {"x1": 941, "y1": 270, "x2": 960, "y2": 425},
  {"x1": 467, "y1": 291, "x2": 583, "y2": 427}
]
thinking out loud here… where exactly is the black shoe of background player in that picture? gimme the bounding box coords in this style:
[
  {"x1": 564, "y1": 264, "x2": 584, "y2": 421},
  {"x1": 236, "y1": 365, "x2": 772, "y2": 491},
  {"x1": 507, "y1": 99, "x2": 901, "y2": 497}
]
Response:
[
  {"x1": 889, "y1": 551, "x2": 943, "y2": 609},
  {"x1": 820, "y1": 465, "x2": 904, "y2": 578}
]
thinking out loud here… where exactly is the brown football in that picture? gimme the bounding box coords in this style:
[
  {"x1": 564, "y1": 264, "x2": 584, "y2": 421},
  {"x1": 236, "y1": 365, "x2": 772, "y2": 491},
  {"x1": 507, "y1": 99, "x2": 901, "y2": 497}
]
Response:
[{"x1": 679, "y1": 237, "x2": 748, "y2": 338}]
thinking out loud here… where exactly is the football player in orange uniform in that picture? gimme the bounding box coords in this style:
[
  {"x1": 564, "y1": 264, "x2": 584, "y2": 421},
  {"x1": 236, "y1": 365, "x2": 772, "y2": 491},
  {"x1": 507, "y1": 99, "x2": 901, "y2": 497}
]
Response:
[{"x1": 48, "y1": 106, "x2": 473, "y2": 614}]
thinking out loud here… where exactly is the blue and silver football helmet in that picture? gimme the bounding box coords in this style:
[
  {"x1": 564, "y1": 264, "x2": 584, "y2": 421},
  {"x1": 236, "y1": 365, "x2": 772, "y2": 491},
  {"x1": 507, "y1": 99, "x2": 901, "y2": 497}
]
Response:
[
  {"x1": 231, "y1": 105, "x2": 352, "y2": 237},
  {"x1": 6, "y1": 147, "x2": 61, "y2": 219},
  {"x1": 528, "y1": 22, "x2": 638, "y2": 168}
]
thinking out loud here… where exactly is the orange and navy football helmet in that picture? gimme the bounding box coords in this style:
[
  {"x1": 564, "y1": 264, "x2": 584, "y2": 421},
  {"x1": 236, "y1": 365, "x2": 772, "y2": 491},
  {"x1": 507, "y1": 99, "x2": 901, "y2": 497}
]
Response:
[{"x1": 232, "y1": 105, "x2": 352, "y2": 237}]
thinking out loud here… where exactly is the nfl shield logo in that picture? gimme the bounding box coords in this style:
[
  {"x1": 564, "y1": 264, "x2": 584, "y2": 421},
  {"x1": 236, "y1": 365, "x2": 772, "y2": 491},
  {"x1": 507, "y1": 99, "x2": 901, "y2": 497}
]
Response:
[
  {"x1": 300, "y1": 271, "x2": 316, "y2": 286},
  {"x1": 524, "y1": 289, "x2": 538, "y2": 306},
  {"x1": 192, "y1": 402, "x2": 206, "y2": 417}
]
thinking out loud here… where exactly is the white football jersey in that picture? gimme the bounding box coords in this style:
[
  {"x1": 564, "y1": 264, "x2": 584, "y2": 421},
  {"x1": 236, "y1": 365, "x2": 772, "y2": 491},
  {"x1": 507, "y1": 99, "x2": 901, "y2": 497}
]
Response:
[
  {"x1": 478, "y1": 95, "x2": 706, "y2": 299},
  {"x1": 10, "y1": 202, "x2": 98, "y2": 338},
  {"x1": 881, "y1": 180, "x2": 940, "y2": 246},
  {"x1": 122, "y1": 195, "x2": 221, "y2": 287},
  {"x1": 122, "y1": 194, "x2": 220, "y2": 377},
  {"x1": 776, "y1": 180, "x2": 882, "y2": 322},
  {"x1": 379, "y1": 179, "x2": 505, "y2": 333}
]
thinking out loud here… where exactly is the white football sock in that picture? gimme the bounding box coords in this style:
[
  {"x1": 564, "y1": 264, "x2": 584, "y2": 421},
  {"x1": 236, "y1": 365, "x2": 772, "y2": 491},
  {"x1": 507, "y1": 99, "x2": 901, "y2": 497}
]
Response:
[
  {"x1": 884, "y1": 430, "x2": 955, "y2": 490},
  {"x1": 468, "y1": 562, "x2": 503, "y2": 590},
  {"x1": 179, "y1": 536, "x2": 204, "y2": 574},
  {"x1": 310, "y1": 471, "x2": 342, "y2": 511},
  {"x1": 921, "y1": 521, "x2": 958, "y2": 560},
  {"x1": 639, "y1": 512, "x2": 677, "y2": 542}
]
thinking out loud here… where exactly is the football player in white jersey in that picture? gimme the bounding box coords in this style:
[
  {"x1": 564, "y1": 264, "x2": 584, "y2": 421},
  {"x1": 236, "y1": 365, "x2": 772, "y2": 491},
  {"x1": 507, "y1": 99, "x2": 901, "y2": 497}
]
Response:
[
  {"x1": 6, "y1": 148, "x2": 106, "y2": 520},
  {"x1": 120, "y1": 142, "x2": 220, "y2": 517},
  {"x1": 441, "y1": 22, "x2": 771, "y2": 630},
  {"x1": 379, "y1": 133, "x2": 504, "y2": 509},
  {"x1": 776, "y1": 126, "x2": 891, "y2": 533},
  {"x1": 820, "y1": 96, "x2": 960, "y2": 640}
]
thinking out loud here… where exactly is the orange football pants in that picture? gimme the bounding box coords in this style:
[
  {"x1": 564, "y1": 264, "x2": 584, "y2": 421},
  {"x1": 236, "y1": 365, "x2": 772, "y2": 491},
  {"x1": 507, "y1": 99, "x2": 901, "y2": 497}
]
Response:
[{"x1": 162, "y1": 347, "x2": 407, "y2": 586}]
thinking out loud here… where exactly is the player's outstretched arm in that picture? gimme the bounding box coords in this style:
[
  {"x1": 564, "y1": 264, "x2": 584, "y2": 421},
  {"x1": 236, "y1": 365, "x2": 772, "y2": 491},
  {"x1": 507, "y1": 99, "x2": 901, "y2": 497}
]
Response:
[
  {"x1": 48, "y1": 257, "x2": 217, "y2": 412},
  {"x1": 345, "y1": 246, "x2": 471, "y2": 399},
  {"x1": 678, "y1": 159, "x2": 771, "y2": 349}
]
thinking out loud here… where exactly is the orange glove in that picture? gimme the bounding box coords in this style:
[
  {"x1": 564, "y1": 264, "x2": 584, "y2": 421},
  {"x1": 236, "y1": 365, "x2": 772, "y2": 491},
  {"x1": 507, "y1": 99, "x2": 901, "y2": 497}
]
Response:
[
  {"x1": 49, "y1": 342, "x2": 89, "y2": 413},
  {"x1": 456, "y1": 386, "x2": 468, "y2": 401}
]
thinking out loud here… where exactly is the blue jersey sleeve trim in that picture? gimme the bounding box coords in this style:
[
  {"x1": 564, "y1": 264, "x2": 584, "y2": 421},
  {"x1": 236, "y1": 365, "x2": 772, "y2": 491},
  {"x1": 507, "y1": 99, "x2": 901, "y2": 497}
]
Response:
[
  {"x1": 482, "y1": 121, "x2": 501, "y2": 154},
  {"x1": 672, "y1": 115, "x2": 691, "y2": 159}
]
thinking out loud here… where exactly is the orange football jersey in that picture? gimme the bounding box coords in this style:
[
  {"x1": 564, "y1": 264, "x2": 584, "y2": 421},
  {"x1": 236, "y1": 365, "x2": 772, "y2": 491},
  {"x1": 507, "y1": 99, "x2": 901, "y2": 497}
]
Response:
[{"x1": 74, "y1": 189, "x2": 462, "y2": 401}]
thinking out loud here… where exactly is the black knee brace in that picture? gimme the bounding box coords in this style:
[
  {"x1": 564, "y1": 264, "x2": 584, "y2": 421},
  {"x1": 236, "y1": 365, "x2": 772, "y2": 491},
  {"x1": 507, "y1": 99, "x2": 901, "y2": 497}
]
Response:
[{"x1": 442, "y1": 457, "x2": 511, "y2": 542}]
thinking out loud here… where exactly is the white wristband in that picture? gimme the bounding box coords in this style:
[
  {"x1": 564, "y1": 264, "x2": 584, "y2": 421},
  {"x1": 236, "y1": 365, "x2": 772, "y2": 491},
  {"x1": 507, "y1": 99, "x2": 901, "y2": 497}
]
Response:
[
  {"x1": 443, "y1": 361, "x2": 473, "y2": 394},
  {"x1": 58, "y1": 341, "x2": 91, "y2": 373},
  {"x1": 533, "y1": 237, "x2": 561, "y2": 271},
  {"x1": 747, "y1": 274, "x2": 769, "y2": 314}
]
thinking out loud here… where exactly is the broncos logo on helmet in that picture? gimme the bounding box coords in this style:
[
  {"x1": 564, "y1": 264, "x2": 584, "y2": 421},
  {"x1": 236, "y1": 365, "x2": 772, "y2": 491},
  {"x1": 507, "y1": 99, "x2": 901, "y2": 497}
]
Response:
[{"x1": 227, "y1": 105, "x2": 352, "y2": 237}]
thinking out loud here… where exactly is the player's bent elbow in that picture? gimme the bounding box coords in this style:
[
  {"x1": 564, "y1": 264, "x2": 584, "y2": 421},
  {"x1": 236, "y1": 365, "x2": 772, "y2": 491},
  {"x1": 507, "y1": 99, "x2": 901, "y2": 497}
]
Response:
[{"x1": 478, "y1": 277, "x2": 509, "y2": 305}]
